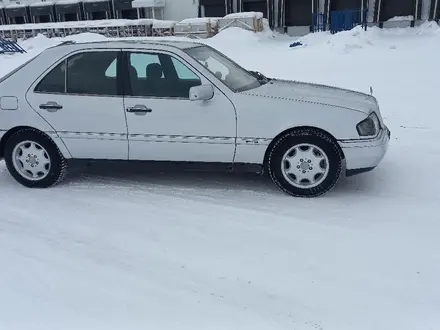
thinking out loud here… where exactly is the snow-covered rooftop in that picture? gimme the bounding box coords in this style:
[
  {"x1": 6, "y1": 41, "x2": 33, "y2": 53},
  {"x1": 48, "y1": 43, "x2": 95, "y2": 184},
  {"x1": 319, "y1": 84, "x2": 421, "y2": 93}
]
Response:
[{"x1": 131, "y1": 0, "x2": 165, "y2": 8}]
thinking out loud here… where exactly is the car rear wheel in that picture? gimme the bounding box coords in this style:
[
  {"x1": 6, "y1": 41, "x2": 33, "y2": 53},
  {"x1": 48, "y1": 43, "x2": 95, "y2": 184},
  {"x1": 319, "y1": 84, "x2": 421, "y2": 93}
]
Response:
[
  {"x1": 267, "y1": 128, "x2": 343, "y2": 197},
  {"x1": 4, "y1": 129, "x2": 68, "y2": 188}
]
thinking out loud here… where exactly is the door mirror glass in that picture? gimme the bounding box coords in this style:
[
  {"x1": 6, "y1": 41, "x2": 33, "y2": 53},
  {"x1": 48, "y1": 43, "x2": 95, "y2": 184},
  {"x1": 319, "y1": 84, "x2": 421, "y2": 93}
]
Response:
[{"x1": 189, "y1": 84, "x2": 214, "y2": 101}]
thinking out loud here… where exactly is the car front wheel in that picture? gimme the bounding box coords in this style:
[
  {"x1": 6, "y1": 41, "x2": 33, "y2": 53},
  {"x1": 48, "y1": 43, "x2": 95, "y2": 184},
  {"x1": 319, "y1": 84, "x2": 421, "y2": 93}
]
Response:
[
  {"x1": 4, "y1": 129, "x2": 68, "y2": 188},
  {"x1": 267, "y1": 128, "x2": 343, "y2": 197}
]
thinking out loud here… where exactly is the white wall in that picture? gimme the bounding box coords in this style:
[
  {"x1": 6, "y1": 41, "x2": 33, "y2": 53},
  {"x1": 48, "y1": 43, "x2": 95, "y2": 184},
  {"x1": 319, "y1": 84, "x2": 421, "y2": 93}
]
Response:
[{"x1": 164, "y1": 0, "x2": 199, "y2": 21}]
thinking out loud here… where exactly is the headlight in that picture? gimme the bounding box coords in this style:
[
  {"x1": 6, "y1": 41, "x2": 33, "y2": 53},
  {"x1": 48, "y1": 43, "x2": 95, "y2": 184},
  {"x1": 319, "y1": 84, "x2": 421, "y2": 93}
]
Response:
[{"x1": 356, "y1": 112, "x2": 380, "y2": 137}]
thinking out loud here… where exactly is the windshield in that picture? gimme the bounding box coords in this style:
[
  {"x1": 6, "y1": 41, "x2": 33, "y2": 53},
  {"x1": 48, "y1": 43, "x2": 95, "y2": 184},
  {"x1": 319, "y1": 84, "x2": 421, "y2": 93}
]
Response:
[{"x1": 184, "y1": 45, "x2": 261, "y2": 92}]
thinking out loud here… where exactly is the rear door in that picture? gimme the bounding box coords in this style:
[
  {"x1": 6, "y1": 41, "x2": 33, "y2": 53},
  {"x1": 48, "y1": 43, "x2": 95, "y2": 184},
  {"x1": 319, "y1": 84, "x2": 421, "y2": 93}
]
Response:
[{"x1": 25, "y1": 49, "x2": 129, "y2": 160}]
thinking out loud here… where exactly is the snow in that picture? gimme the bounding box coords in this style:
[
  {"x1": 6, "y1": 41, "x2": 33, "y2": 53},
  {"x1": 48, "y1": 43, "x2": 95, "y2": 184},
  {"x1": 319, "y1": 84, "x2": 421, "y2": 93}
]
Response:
[
  {"x1": 5, "y1": 3, "x2": 27, "y2": 8},
  {"x1": 29, "y1": 1, "x2": 55, "y2": 7},
  {"x1": 132, "y1": 0, "x2": 165, "y2": 8},
  {"x1": 0, "y1": 18, "x2": 155, "y2": 31},
  {"x1": 1, "y1": 22, "x2": 440, "y2": 330},
  {"x1": 82, "y1": 0, "x2": 110, "y2": 3},
  {"x1": 387, "y1": 15, "x2": 415, "y2": 21},
  {"x1": 224, "y1": 11, "x2": 264, "y2": 20},
  {"x1": 179, "y1": 17, "x2": 220, "y2": 26},
  {"x1": 56, "y1": 0, "x2": 81, "y2": 4},
  {"x1": 56, "y1": 0, "x2": 82, "y2": 4},
  {"x1": 152, "y1": 19, "x2": 176, "y2": 29}
]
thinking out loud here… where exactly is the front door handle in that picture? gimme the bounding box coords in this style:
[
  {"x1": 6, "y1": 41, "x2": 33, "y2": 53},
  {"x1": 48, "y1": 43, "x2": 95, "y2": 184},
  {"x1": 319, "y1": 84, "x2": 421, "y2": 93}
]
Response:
[
  {"x1": 126, "y1": 104, "x2": 152, "y2": 115},
  {"x1": 39, "y1": 101, "x2": 63, "y2": 112}
]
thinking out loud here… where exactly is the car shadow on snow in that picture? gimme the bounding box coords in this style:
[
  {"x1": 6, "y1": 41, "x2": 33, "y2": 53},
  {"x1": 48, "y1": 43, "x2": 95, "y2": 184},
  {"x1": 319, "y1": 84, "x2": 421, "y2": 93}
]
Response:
[
  {"x1": 63, "y1": 162, "x2": 384, "y2": 198},
  {"x1": 71, "y1": 165, "x2": 281, "y2": 194},
  {"x1": 0, "y1": 160, "x2": 385, "y2": 197}
]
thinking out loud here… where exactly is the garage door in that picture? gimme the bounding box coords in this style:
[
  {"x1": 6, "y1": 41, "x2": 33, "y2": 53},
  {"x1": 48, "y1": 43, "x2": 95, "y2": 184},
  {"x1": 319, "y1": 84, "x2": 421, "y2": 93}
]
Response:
[
  {"x1": 330, "y1": 0, "x2": 367, "y2": 11},
  {"x1": 377, "y1": 0, "x2": 416, "y2": 21},
  {"x1": 242, "y1": 0, "x2": 268, "y2": 17},
  {"x1": 285, "y1": 0, "x2": 314, "y2": 26}
]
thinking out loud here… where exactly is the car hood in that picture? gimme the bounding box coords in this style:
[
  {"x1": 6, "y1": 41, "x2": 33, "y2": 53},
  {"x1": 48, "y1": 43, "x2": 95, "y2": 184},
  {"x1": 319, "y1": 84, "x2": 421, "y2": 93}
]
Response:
[{"x1": 242, "y1": 79, "x2": 377, "y2": 114}]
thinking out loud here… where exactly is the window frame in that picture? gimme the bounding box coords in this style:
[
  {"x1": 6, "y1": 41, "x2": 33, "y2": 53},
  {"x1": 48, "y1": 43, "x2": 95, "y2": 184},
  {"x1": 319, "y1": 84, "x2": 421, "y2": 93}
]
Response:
[
  {"x1": 122, "y1": 50, "x2": 204, "y2": 100},
  {"x1": 33, "y1": 49, "x2": 124, "y2": 98}
]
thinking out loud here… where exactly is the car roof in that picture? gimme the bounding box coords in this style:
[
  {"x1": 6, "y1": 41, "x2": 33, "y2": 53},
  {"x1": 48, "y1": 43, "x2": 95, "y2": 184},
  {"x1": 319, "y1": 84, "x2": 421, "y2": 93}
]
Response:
[{"x1": 48, "y1": 39, "x2": 205, "y2": 51}]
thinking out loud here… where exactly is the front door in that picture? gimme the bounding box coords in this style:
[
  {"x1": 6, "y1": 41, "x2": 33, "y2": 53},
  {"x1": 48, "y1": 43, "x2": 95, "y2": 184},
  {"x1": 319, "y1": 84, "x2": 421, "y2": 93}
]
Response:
[
  {"x1": 26, "y1": 49, "x2": 129, "y2": 160},
  {"x1": 123, "y1": 50, "x2": 236, "y2": 163}
]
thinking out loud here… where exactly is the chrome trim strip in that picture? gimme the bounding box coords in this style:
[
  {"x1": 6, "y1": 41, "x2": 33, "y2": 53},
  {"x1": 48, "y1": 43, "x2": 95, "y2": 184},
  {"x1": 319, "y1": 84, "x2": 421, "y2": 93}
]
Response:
[{"x1": 53, "y1": 131, "x2": 272, "y2": 145}]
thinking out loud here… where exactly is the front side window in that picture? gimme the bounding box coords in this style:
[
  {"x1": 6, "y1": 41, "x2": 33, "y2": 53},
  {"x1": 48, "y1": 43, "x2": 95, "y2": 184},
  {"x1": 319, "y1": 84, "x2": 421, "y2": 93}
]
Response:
[
  {"x1": 35, "y1": 51, "x2": 119, "y2": 96},
  {"x1": 184, "y1": 45, "x2": 260, "y2": 92},
  {"x1": 127, "y1": 52, "x2": 201, "y2": 99}
]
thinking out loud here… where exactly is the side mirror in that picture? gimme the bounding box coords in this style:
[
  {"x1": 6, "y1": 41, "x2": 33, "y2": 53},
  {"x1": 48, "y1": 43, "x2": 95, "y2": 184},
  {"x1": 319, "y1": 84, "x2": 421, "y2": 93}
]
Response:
[{"x1": 189, "y1": 84, "x2": 214, "y2": 101}]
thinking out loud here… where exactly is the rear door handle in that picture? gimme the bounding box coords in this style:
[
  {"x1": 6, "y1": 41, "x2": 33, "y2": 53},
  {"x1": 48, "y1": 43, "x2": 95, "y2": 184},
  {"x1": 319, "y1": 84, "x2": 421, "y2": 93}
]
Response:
[
  {"x1": 126, "y1": 104, "x2": 152, "y2": 115},
  {"x1": 39, "y1": 101, "x2": 63, "y2": 112}
]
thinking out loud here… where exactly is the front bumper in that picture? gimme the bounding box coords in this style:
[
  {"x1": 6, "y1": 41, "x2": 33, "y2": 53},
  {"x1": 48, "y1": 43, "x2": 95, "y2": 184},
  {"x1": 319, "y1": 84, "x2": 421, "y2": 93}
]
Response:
[{"x1": 339, "y1": 126, "x2": 390, "y2": 177}]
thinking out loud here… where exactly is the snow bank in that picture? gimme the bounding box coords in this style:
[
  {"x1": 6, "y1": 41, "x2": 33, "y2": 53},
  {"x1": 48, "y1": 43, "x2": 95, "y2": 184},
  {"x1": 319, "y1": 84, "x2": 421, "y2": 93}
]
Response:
[{"x1": 296, "y1": 21, "x2": 440, "y2": 52}]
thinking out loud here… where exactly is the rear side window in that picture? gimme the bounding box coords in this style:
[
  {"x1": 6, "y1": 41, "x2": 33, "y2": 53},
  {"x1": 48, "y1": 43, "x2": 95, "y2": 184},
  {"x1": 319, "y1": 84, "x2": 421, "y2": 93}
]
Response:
[
  {"x1": 34, "y1": 51, "x2": 120, "y2": 96},
  {"x1": 34, "y1": 61, "x2": 66, "y2": 93},
  {"x1": 66, "y1": 51, "x2": 119, "y2": 96}
]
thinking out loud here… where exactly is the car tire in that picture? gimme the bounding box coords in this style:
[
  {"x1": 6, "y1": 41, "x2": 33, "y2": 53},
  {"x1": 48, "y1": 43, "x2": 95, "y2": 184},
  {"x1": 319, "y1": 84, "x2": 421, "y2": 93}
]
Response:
[
  {"x1": 267, "y1": 128, "x2": 343, "y2": 198},
  {"x1": 4, "y1": 128, "x2": 68, "y2": 188}
]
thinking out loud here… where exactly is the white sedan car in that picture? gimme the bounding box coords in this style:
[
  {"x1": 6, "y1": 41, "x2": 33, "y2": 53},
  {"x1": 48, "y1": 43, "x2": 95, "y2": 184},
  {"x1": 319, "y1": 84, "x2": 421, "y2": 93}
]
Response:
[{"x1": 0, "y1": 40, "x2": 390, "y2": 197}]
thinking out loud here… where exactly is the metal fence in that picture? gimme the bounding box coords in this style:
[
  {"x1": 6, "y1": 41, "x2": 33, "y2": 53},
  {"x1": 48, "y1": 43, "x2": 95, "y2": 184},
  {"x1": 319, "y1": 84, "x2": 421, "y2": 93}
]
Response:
[
  {"x1": 0, "y1": 15, "x2": 265, "y2": 42},
  {"x1": 312, "y1": 9, "x2": 368, "y2": 34},
  {"x1": 330, "y1": 9, "x2": 368, "y2": 34},
  {"x1": 0, "y1": 37, "x2": 26, "y2": 54},
  {"x1": 312, "y1": 12, "x2": 327, "y2": 33}
]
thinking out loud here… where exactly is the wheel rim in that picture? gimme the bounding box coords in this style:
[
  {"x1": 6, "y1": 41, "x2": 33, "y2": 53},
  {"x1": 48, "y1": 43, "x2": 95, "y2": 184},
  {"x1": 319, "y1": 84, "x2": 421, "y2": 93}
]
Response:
[
  {"x1": 281, "y1": 143, "x2": 330, "y2": 189},
  {"x1": 12, "y1": 140, "x2": 51, "y2": 181}
]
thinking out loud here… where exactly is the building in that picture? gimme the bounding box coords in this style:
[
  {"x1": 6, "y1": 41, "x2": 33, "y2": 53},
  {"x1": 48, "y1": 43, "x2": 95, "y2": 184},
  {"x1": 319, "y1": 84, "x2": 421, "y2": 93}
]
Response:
[{"x1": 0, "y1": 0, "x2": 439, "y2": 36}]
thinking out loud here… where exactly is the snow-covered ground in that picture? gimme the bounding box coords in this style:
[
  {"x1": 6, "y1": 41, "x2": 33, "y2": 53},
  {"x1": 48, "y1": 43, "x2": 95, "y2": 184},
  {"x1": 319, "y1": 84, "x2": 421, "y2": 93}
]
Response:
[{"x1": 1, "y1": 23, "x2": 440, "y2": 330}]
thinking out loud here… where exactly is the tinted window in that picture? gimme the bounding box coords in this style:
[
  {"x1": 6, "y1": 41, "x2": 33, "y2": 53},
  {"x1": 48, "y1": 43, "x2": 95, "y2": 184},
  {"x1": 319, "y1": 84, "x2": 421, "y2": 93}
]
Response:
[
  {"x1": 127, "y1": 52, "x2": 201, "y2": 98},
  {"x1": 66, "y1": 51, "x2": 119, "y2": 96},
  {"x1": 35, "y1": 60, "x2": 66, "y2": 93}
]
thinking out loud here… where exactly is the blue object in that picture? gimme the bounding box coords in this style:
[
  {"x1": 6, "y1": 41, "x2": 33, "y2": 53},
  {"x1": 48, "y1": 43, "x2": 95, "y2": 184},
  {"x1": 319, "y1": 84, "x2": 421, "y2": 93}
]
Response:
[
  {"x1": 330, "y1": 9, "x2": 368, "y2": 34},
  {"x1": 312, "y1": 9, "x2": 368, "y2": 34},
  {"x1": 0, "y1": 38, "x2": 27, "y2": 54}
]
